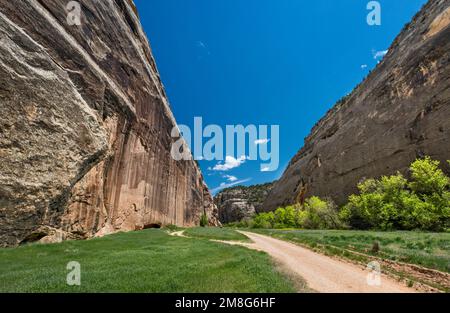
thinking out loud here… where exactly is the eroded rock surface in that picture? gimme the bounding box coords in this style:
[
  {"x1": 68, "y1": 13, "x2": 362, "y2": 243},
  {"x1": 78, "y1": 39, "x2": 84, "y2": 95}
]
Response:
[
  {"x1": 264, "y1": 0, "x2": 450, "y2": 211},
  {"x1": 0, "y1": 0, "x2": 219, "y2": 247},
  {"x1": 215, "y1": 183, "x2": 274, "y2": 223}
]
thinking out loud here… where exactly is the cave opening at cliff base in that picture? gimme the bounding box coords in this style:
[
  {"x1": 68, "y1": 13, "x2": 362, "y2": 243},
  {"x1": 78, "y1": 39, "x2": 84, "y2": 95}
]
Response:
[{"x1": 143, "y1": 223, "x2": 162, "y2": 229}]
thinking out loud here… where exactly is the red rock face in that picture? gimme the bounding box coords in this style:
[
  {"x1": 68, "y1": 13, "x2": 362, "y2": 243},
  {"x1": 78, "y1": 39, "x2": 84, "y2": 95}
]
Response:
[
  {"x1": 263, "y1": 0, "x2": 450, "y2": 211},
  {"x1": 0, "y1": 0, "x2": 219, "y2": 246}
]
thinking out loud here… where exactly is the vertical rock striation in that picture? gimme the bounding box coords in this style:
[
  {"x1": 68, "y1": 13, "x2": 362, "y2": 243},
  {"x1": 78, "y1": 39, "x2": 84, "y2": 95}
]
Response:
[
  {"x1": 264, "y1": 0, "x2": 450, "y2": 211},
  {"x1": 0, "y1": 0, "x2": 219, "y2": 247}
]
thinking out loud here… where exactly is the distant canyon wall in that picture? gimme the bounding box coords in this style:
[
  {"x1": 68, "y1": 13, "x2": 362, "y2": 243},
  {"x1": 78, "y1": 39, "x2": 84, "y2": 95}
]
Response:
[
  {"x1": 0, "y1": 0, "x2": 219, "y2": 247},
  {"x1": 214, "y1": 182, "x2": 274, "y2": 224},
  {"x1": 264, "y1": 0, "x2": 450, "y2": 211}
]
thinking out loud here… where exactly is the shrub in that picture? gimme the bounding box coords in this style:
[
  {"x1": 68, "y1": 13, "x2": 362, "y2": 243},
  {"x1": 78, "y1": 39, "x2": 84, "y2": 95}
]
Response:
[
  {"x1": 250, "y1": 197, "x2": 338, "y2": 230},
  {"x1": 240, "y1": 157, "x2": 449, "y2": 231},
  {"x1": 371, "y1": 241, "x2": 380, "y2": 254},
  {"x1": 295, "y1": 209, "x2": 309, "y2": 227},
  {"x1": 274, "y1": 206, "x2": 297, "y2": 228},
  {"x1": 200, "y1": 213, "x2": 208, "y2": 227},
  {"x1": 303, "y1": 196, "x2": 342, "y2": 229},
  {"x1": 253, "y1": 212, "x2": 275, "y2": 229},
  {"x1": 341, "y1": 157, "x2": 450, "y2": 231}
]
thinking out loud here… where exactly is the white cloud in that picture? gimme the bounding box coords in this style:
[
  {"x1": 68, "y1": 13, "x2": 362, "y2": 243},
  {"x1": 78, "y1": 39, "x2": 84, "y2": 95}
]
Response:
[
  {"x1": 223, "y1": 175, "x2": 238, "y2": 182},
  {"x1": 361, "y1": 64, "x2": 368, "y2": 69},
  {"x1": 373, "y1": 49, "x2": 388, "y2": 60},
  {"x1": 254, "y1": 139, "x2": 270, "y2": 145},
  {"x1": 261, "y1": 166, "x2": 270, "y2": 172},
  {"x1": 212, "y1": 155, "x2": 247, "y2": 171},
  {"x1": 211, "y1": 178, "x2": 252, "y2": 194}
]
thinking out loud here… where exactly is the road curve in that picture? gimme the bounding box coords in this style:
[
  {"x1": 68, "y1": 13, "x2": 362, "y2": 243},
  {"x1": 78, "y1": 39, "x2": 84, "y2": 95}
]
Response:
[{"x1": 239, "y1": 231, "x2": 416, "y2": 293}]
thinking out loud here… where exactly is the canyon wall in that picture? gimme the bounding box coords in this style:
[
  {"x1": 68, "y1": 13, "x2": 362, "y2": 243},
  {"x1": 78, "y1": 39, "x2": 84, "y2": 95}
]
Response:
[
  {"x1": 264, "y1": 0, "x2": 450, "y2": 211},
  {"x1": 0, "y1": 0, "x2": 219, "y2": 247},
  {"x1": 214, "y1": 183, "x2": 274, "y2": 224}
]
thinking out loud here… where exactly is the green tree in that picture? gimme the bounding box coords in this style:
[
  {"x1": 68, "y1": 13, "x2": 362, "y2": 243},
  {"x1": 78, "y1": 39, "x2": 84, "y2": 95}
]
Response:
[
  {"x1": 253, "y1": 212, "x2": 275, "y2": 228},
  {"x1": 304, "y1": 197, "x2": 341, "y2": 229},
  {"x1": 274, "y1": 206, "x2": 297, "y2": 228},
  {"x1": 408, "y1": 157, "x2": 450, "y2": 230},
  {"x1": 340, "y1": 173, "x2": 407, "y2": 230},
  {"x1": 409, "y1": 157, "x2": 449, "y2": 195},
  {"x1": 341, "y1": 157, "x2": 450, "y2": 231}
]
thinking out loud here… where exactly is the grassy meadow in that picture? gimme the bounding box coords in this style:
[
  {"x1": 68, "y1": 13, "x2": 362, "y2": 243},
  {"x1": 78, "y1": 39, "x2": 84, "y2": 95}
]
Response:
[
  {"x1": 184, "y1": 227, "x2": 249, "y2": 241},
  {"x1": 0, "y1": 229, "x2": 295, "y2": 293},
  {"x1": 1, "y1": 226, "x2": 448, "y2": 292}
]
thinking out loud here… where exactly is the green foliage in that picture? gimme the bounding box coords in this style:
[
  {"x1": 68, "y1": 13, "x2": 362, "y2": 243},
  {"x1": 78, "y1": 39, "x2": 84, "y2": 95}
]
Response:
[
  {"x1": 200, "y1": 213, "x2": 208, "y2": 227},
  {"x1": 225, "y1": 219, "x2": 255, "y2": 228},
  {"x1": 253, "y1": 211, "x2": 275, "y2": 229},
  {"x1": 274, "y1": 206, "x2": 297, "y2": 228},
  {"x1": 409, "y1": 157, "x2": 449, "y2": 195},
  {"x1": 231, "y1": 157, "x2": 449, "y2": 232},
  {"x1": 340, "y1": 173, "x2": 408, "y2": 230},
  {"x1": 251, "y1": 197, "x2": 339, "y2": 230},
  {"x1": 304, "y1": 196, "x2": 342, "y2": 229},
  {"x1": 341, "y1": 157, "x2": 450, "y2": 231}
]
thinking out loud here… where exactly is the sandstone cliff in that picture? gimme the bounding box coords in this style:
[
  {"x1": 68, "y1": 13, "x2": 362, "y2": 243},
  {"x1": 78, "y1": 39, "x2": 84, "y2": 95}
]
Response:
[
  {"x1": 215, "y1": 183, "x2": 274, "y2": 223},
  {"x1": 264, "y1": 0, "x2": 450, "y2": 211},
  {"x1": 0, "y1": 0, "x2": 219, "y2": 247}
]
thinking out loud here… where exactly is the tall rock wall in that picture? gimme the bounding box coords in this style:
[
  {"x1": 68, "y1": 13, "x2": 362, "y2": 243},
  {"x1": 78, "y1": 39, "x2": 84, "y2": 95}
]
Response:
[
  {"x1": 264, "y1": 0, "x2": 450, "y2": 211},
  {"x1": 0, "y1": 0, "x2": 218, "y2": 247}
]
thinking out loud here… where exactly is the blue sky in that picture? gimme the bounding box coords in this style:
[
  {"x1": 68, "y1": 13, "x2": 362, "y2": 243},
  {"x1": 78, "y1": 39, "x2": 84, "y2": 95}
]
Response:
[{"x1": 134, "y1": 0, "x2": 427, "y2": 194}]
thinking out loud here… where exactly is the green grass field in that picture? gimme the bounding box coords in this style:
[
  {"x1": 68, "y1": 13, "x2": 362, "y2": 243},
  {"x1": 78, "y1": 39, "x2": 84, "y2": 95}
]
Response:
[
  {"x1": 184, "y1": 227, "x2": 249, "y2": 241},
  {"x1": 0, "y1": 229, "x2": 295, "y2": 293},
  {"x1": 248, "y1": 229, "x2": 450, "y2": 273},
  {"x1": 2, "y1": 227, "x2": 448, "y2": 292}
]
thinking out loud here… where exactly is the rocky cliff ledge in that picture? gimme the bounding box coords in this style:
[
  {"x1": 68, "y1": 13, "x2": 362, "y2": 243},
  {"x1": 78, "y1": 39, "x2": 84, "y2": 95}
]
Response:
[
  {"x1": 264, "y1": 0, "x2": 450, "y2": 211},
  {"x1": 214, "y1": 183, "x2": 274, "y2": 223},
  {"x1": 0, "y1": 0, "x2": 219, "y2": 247}
]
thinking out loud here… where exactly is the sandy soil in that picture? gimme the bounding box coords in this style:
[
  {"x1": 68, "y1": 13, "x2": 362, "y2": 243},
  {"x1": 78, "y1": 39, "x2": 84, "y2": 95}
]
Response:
[{"x1": 239, "y1": 231, "x2": 417, "y2": 293}]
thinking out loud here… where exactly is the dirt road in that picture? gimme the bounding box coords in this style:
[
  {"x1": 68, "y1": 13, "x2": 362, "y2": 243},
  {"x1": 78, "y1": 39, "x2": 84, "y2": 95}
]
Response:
[{"x1": 239, "y1": 231, "x2": 416, "y2": 293}]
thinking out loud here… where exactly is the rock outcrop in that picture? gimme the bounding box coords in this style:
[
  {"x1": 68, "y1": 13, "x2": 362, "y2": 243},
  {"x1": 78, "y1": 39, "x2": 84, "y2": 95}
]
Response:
[
  {"x1": 264, "y1": 0, "x2": 450, "y2": 211},
  {"x1": 0, "y1": 0, "x2": 219, "y2": 247},
  {"x1": 214, "y1": 183, "x2": 274, "y2": 223}
]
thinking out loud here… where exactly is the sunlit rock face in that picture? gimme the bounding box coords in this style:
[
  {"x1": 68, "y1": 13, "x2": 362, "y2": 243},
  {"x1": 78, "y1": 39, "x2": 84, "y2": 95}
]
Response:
[
  {"x1": 0, "y1": 0, "x2": 219, "y2": 247},
  {"x1": 264, "y1": 0, "x2": 450, "y2": 211},
  {"x1": 214, "y1": 183, "x2": 274, "y2": 224}
]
